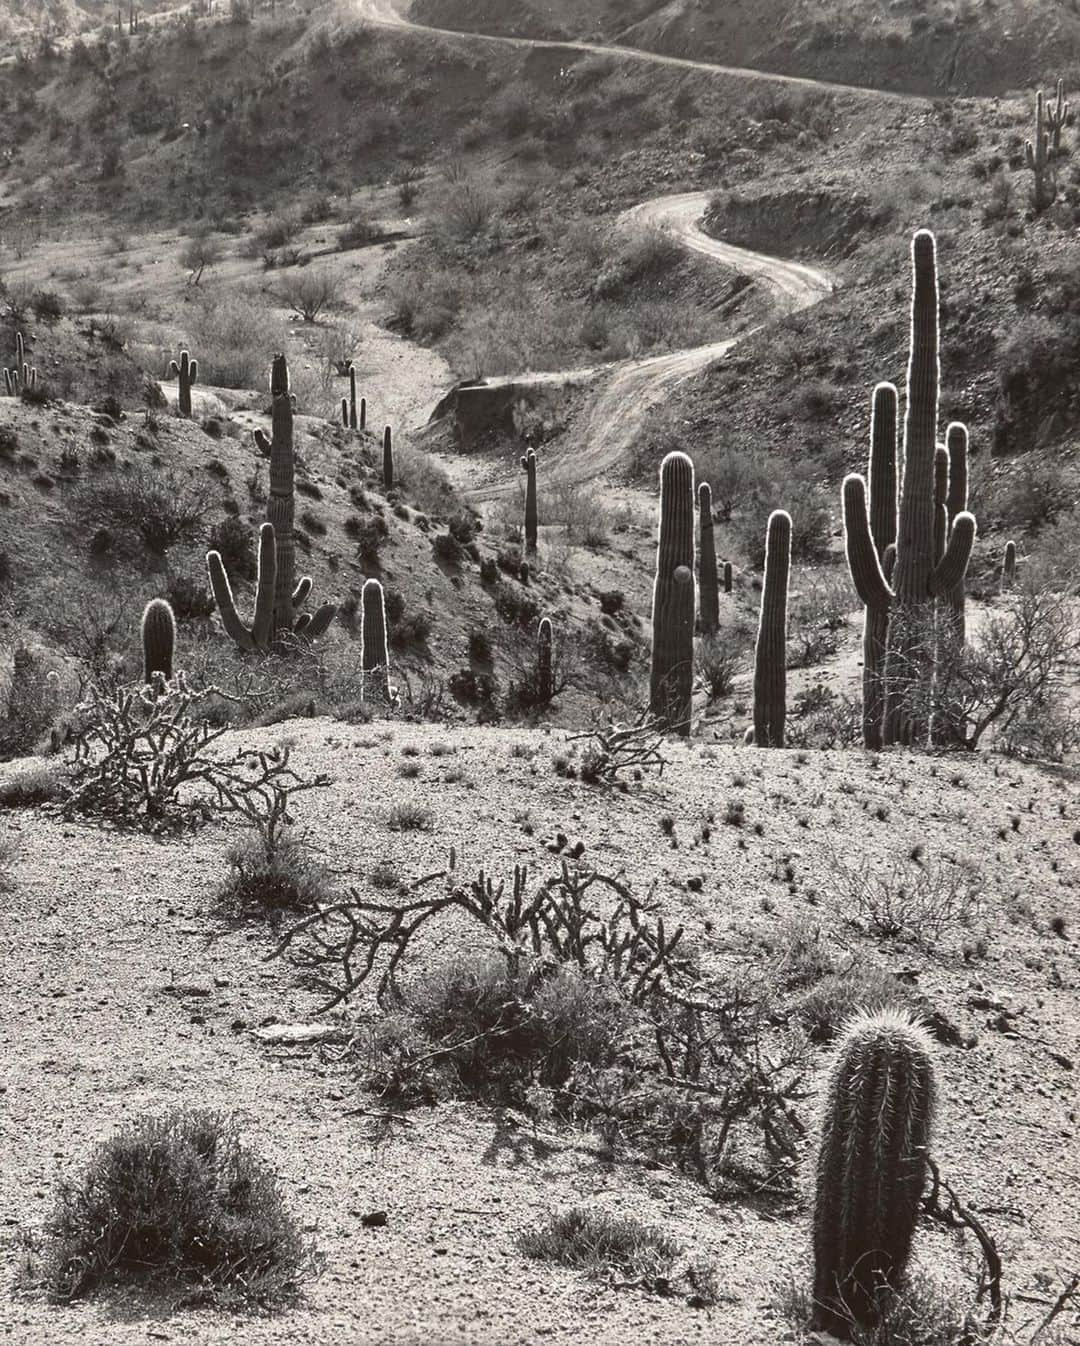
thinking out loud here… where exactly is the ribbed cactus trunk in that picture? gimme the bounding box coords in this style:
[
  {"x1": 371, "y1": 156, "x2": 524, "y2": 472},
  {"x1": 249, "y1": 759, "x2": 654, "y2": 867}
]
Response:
[
  {"x1": 942, "y1": 421, "x2": 969, "y2": 644},
  {"x1": 169, "y1": 350, "x2": 197, "y2": 418},
  {"x1": 649, "y1": 451, "x2": 696, "y2": 737},
  {"x1": 141, "y1": 598, "x2": 176, "y2": 683},
  {"x1": 383, "y1": 425, "x2": 394, "y2": 489},
  {"x1": 361, "y1": 577, "x2": 390, "y2": 700},
  {"x1": 348, "y1": 366, "x2": 358, "y2": 429},
  {"x1": 812, "y1": 1009, "x2": 936, "y2": 1336},
  {"x1": 537, "y1": 616, "x2": 554, "y2": 701},
  {"x1": 752, "y1": 510, "x2": 790, "y2": 748},
  {"x1": 520, "y1": 447, "x2": 538, "y2": 556},
  {"x1": 697, "y1": 482, "x2": 719, "y2": 635},
  {"x1": 861, "y1": 384, "x2": 898, "y2": 751},
  {"x1": 266, "y1": 354, "x2": 297, "y2": 643}
]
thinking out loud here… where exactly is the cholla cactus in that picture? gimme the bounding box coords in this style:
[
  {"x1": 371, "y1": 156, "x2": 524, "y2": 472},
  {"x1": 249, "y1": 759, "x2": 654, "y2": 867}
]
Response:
[
  {"x1": 141, "y1": 598, "x2": 176, "y2": 683},
  {"x1": 361, "y1": 577, "x2": 390, "y2": 700},
  {"x1": 168, "y1": 349, "x2": 197, "y2": 418},
  {"x1": 383, "y1": 425, "x2": 394, "y2": 489},
  {"x1": 698, "y1": 482, "x2": 719, "y2": 634},
  {"x1": 649, "y1": 451, "x2": 695, "y2": 737},
  {"x1": 812, "y1": 1009, "x2": 936, "y2": 1335},
  {"x1": 752, "y1": 509, "x2": 790, "y2": 748},
  {"x1": 520, "y1": 447, "x2": 538, "y2": 556}
]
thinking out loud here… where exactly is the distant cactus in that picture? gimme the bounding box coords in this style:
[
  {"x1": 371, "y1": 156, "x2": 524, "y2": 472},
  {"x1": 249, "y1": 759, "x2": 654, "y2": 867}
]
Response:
[
  {"x1": 649, "y1": 451, "x2": 695, "y2": 737},
  {"x1": 4, "y1": 331, "x2": 36, "y2": 396},
  {"x1": 383, "y1": 425, "x2": 394, "y2": 490},
  {"x1": 343, "y1": 365, "x2": 358, "y2": 429},
  {"x1": 537, "y1": 616, "x2": 554, "y2": 702},
  {"x1": 1026, "y1": 87, "x2": 1059, "y2": 212},
  {"x1": 520, "y1": 447, "x2": 538, "y2": 556},
  {"x1": 1046, "y1": 78, "x2": 1069, "y2": 156},
  {"x1": 1000, "y1": 539, "x2": 1017, "y2": 593},
  {"x1": 752, "y1": 510, "x2": 790, "y2": 748},
  {"x1": 842, "y1": 232, "x2": 976, "y2": 747},
  {"x1": 168, "y1": 349, "x2": 197, "y2": 418},
  {"x1": 812, "y1": 1009, "x2": 936, "y2": 1335},
  {"x1": 207, "y1": 356, "x2": 335, "y2": 651},
  {"x1": 698, "y1": 482, "x2": 719, "y2": 634},
  {"x1": 141, "y1": 598, "x2": 176, "y2": 683},
  {"x1": 361, "y1": 577, "x2": 390, "y2": 699},
  {"x1": 722, "y1": 560, "x2": 733, "y2": 594}
]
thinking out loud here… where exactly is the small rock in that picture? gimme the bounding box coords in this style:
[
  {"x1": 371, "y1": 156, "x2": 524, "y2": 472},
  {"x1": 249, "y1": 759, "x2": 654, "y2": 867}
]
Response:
[{"x1": 361, "y1": 1210, "x2": 388, "y2": 1228}]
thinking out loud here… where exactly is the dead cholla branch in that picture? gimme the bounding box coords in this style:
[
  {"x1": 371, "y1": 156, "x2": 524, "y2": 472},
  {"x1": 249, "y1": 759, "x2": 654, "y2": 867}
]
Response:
[
  {"x1": 565, "y1": 709, "x2": 669, "y2": 785},
  {"x1": 270, "y1": 856, "x2": 808, "y2": 1193},
  {"x1": 61, "y1": 675, "x2": 329, "y2": 833}
]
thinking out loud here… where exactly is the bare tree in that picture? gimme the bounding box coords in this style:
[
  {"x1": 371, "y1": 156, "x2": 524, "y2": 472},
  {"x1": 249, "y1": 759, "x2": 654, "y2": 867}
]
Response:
[
  {"x1": 179, "y1": 231, "x2": 223, "y2": 287},
  {"x1": 277, "y1": 268, "x2": 342, "y2": 323}
]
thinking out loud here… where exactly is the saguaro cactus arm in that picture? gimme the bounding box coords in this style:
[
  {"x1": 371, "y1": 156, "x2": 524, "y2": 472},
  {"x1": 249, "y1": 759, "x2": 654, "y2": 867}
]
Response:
[
  {"x1": 842, "y1": 475, "x2": 893, "y2": 612},
  {"x1": 207, "y1": 521, "x2": 277, "y2": 653},
  {"x1": 928, "y1": 511, "x2": 976, "y2": 596}
]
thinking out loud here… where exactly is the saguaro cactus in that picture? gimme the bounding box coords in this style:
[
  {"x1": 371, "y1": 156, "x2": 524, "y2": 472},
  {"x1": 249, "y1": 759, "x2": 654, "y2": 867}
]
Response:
[
  {"x1": 361, "y1": 577, "x2": 390, "y2": 700},
  {"x1": 812, "y1": 1009, "x2": 936, "y2": 1335},
  {"x1": 649, "y1": 451, "x2": 696, "y2": 737},
  {"x1": 4, "y1": 331, "x2": 36, "y2": 396},
  {"x1": 723, "y1": 560, "x2": 733, "y2": 594},
  {"x1": 698, "y1": 482, "x2": 719, "y2": 635},
  {"x1": 383, "y1": 425, "x2": 394, "y2": 490},
  {"x1": 169, "y1": 349, "x2": 197, "y2": 418},
  {"x1": 141, "y1": 597, "x2": 176, "y2": 683},
  {"x1": 520, "y1": 447, "x2": 538, "y2": 556},
  {"x1": 842, "y1": 232, "x2": 976, "y2": 747},
  {"x1": 1026, "y1": 88, "x2": 1057, "y2": 212},
  {"x1": 208, "y1": 522, "x2": 278, "y2": 652},
  {"x1": 343, "y1": 365, "x2": 358, "y2": 429},
  {"x1": 1000, "y1": 539, "x2": 1017, "y2": 593},
  {"x1": 537, "y1": 616, "x2": 554, "y2": 702},
  {"x1": 1046, "y1": 78, "x2": 1069, "y2": 156},
  {"x1": 941, "y1": 421, "x2": 969, "y2": 643},
  {"x1": 752, "y1": 509, "x2": 791, "y2": 748}
]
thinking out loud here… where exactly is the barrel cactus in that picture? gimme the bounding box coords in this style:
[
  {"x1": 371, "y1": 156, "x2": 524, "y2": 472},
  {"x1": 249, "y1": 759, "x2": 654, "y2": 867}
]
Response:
[
  {"x1": 520, "y1": 447, "x2": 538, "y2": 556},
  {"x1": 812, "y1": 1008, "x2": 936, "y2": 1335},
  {"x1": 361, "y1": 577, "x2": 390, "y2": 700},
  {"x1": 649, "y1": 451, "x2": 695, "y2": 736},
  {"x1": 169, "y1": 349, "x2": 197, "y2": 418},
  {"x1": 141, "y1": 598, "x2": 176, "y2": 683},
  {"x1": 698, "y1": 482, "x2": 719, "y2": 634},
  {"x1": 752, "y1": 509, "x2": 790, "y2": 748}
]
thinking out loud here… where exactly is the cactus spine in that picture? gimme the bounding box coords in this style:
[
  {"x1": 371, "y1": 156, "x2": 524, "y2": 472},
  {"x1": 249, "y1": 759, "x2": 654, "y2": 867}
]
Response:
[
  {"x1": 361, "y1": 577, "x2": 390, "y2": 700},
  {"x1": 842, "y1": 232, "x2": 976, "y2": 747},
  {"x1": 168, "y1": 349, "x2": 197, "y2": 418},
  {"x1": 752, "y1": 509, "x2": 790, "y2": 748},
  {"x1": 383, "y1": 425, "x2": 394, "y2": 490},
  {"x1": 207, "y1": 356, "x2": 335, "y2": 651},
  {"x1": 141, "y1": 597, "x2": 176, "y2": 683},
  {"x1": 537, "y1": 616, "x2": 554, "y2": 702},
  {"x1": 649, "y1": 451, "x2": 695, "y2": 737},
  {"x1": 1000, "y1": 539, "x2": 1017, "y2": 592},
  {"x1": 812, "y1": 1009, "x2": 936, "y2": 1335},
  {"x1": 697, "y1": 482, "x2": 719, "y2": 635},
  {"x1": 520, "y1": 446, "x2": 538, "y2": 556}
]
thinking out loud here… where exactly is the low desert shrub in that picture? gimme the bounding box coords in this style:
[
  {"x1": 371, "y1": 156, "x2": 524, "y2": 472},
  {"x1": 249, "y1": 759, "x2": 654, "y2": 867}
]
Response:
[{"x1": 519, "y1": 1208, "x2": 681, "y2": 1282}]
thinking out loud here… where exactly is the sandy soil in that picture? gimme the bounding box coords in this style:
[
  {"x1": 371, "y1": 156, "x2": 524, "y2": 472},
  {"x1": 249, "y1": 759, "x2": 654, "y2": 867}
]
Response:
[{"x1": 0, "y1": 722, "x2": 1077, "y2": 1343}]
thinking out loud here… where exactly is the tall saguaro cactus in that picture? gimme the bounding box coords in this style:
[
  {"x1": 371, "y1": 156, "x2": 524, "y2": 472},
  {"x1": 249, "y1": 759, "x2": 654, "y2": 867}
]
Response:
[
  {"x1": 649, "y1": 451, "x2": 696, "y2": 737},
  {"x1": 169, "y1": 349, "x2": 197, "y2": 418},
  {"x1": 537, "y1": 616, "x2": 554, "y2": 702},
  {"x1": 383, "y1": 425, "x2": 394, "y2": 489},
  {"x1": 812, "y1": 1009, "x2": 936, "y2": 1335},
  {"x1": 752, "y1": 509, "x2": 791, "y2": 748},
  {"x1": 141, "y1": 598, "x2": 176, "y2": 683},
  {"x1": 1026, "y1": 88, "x2": 1058, "y2": 212},
  {"x1": 842, "y1": 231, "x2": 976, "y2": 747},
  {"x1": 520, "y1": 447, "x2": 538, "y2": 556},
  {"x1": 697, "y1": 482, "x2": 719, "y2": 634},
  {"x1": 207, "y1": 356, "x2": 335, "y2": 651},
  {"x1": 361, "y1": 577, "x2": 390, "y2": 700}
]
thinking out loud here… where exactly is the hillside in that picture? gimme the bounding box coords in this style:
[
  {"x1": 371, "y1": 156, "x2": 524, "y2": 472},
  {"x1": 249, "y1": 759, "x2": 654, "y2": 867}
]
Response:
[{"x1": 409, "y1": 0, "x2": 1080, "y2": 96}]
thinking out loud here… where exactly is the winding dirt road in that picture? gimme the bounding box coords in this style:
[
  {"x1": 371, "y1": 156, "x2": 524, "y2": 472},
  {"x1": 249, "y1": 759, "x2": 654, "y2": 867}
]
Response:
[{"x1": 355, "y1": 0, "x2": 837, "y2": 498}]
